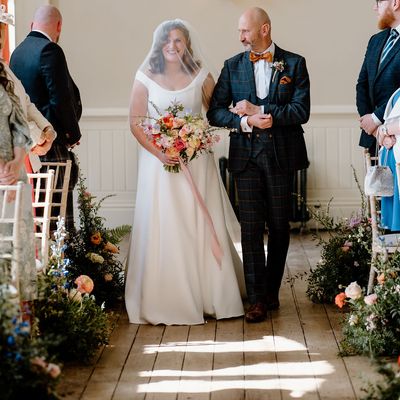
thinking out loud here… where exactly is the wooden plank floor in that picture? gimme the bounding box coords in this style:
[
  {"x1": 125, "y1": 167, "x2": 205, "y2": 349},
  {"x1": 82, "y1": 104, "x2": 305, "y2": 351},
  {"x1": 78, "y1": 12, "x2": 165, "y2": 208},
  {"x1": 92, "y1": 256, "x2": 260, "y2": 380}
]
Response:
[{"x1": 58, "y1": 233, "x2": 381, "y2": 400}]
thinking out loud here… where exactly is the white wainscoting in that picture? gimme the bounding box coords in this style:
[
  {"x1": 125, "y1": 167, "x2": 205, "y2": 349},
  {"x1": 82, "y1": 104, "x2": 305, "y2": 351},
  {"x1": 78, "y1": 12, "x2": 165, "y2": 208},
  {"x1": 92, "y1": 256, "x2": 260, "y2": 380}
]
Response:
[{"x1": 74, "y1": 107, "x2": 365, "y2": 228}]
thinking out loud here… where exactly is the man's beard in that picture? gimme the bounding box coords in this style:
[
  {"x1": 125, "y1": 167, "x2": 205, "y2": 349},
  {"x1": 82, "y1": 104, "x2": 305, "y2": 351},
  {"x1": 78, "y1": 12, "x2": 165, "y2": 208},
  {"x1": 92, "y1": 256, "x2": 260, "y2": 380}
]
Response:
[
  {"x1": 378, "y1": 8, "x2": 395, "y2": 29},
  {"x1": 241, "y1": 41, "x2": 252, "y2": 51}
]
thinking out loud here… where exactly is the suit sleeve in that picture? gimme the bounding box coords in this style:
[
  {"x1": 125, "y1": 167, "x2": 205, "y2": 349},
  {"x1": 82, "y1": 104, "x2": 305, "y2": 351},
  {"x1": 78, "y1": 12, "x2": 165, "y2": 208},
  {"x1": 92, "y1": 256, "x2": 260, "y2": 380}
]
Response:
[
  {"x1": 40, "y1": 43, "x2": 81, "y2": 145},
  {"x1": 207, "y1": 61, "x2": 242, "y2": 132},
  {"x1": 356, "y1": 37, "x2": 374, "y2": 118},
  {"x1": 265, "y1": 56, "x2": 310, "y2": 126}
]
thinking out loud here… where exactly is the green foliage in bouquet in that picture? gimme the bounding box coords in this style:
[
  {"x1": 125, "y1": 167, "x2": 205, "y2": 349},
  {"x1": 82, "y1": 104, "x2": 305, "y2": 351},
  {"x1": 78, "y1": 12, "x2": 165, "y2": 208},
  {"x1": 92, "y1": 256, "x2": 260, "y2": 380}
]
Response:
[
  {"x1": 306, "y1": 170, "x2": 372, "y2": 303},
  {"x1": 361, "y1": 358, "x2": 400, "y2": 400},
  {"x1": 0, "y1": 260, "x2": 60, "y2": 400},
  {"x1": 336, "y1": 254, "x2": 400, "y2": 357},
  {"x1": 34, "y1": 219, "x2": 111, "y2": 363},
  {"x1": 65, "y1": 173, "x2": 129, "y2": 307}
]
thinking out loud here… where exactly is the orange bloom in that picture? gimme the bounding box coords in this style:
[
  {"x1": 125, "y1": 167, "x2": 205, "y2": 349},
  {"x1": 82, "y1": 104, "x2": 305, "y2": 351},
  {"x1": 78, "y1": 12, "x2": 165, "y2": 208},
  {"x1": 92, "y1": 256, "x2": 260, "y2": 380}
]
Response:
[
  {"x1": 335, "y1": 292, "x2": 347, "y2": 308},
  {"x1": 162, "y1": 114, "x2": 174, "y2": 129},
  {"x1": 377, "y1": 273, "x2": 385, "y2": 285},
  {"x1": 90, "y1": 232, "x2": 102, "y2": 245},
  {"x1": 104, "y1": 241, "x2": 119, "y2": 254}
]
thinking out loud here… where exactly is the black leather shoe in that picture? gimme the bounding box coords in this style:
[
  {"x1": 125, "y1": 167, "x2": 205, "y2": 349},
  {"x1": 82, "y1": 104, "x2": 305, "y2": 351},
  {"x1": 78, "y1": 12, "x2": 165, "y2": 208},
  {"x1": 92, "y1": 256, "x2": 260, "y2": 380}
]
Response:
[
  {"x1": 265, "y1": 294, "x2": 280, "y2": 311},
  {"x1": 265, "y1": 300, "x2": 280, "y2": 311},
  {"x1": 245, "y1": 302, "x2": 267, "y2": 323}
]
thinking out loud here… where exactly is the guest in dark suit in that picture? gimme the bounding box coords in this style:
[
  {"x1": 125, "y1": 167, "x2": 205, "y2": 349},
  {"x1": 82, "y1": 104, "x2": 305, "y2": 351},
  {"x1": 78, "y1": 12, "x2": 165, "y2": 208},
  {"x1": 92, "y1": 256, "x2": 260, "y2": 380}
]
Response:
[
  {"x1": 207, "y1": 7, "x2": 310, "y2": 322},
  {"x1": 357, "y1": 0, "x2": 400, "y2": 153},
  {"x1": 10, "y1": 4, "x2": 81, "y2": 232}
]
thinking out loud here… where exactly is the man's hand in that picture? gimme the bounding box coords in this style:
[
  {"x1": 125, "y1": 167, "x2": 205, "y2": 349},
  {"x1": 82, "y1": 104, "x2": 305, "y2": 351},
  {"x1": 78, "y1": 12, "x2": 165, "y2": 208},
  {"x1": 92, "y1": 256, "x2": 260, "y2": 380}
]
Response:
[
  {"x1": 359, "y1": 114, "x2": 379, "y2": 135},
  {"x1": 248, "y1": 113, "x2": 273, "y2": 130},
  {"x1": 230, "y1": 100, "x2": 261, "y2": 117}
]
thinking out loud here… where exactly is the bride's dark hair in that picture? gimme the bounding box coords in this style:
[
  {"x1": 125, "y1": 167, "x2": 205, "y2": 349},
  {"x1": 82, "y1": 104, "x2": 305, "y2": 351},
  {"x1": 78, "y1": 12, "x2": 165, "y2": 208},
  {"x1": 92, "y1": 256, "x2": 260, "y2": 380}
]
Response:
[{"x1": 148, "y1": 20, "x2": 201, "y2": 75}]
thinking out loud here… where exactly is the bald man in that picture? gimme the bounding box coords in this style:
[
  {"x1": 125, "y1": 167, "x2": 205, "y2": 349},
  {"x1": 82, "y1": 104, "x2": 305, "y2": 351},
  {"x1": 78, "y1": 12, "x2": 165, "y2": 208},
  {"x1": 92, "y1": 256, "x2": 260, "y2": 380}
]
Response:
[
  {"x1": 208, "y1": 7, "x2": 310, "y2": 322},
  {"x1": 10, "y1": 5, "x2": 82, "y2": 233}
]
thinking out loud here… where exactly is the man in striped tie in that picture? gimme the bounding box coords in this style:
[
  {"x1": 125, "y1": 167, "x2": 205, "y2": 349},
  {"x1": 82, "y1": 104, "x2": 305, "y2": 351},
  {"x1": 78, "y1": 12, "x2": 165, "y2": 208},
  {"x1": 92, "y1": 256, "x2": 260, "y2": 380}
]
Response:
[{"x1": 356, "y1": 0, "x2": 400, "y2": 155}]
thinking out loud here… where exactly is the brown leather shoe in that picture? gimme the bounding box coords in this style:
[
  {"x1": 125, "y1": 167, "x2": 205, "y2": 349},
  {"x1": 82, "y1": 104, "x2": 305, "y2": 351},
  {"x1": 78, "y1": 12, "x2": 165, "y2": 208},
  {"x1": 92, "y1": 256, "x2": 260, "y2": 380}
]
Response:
[{"x1": 245, "y1": 302, "x2": 267, "y2": 323}]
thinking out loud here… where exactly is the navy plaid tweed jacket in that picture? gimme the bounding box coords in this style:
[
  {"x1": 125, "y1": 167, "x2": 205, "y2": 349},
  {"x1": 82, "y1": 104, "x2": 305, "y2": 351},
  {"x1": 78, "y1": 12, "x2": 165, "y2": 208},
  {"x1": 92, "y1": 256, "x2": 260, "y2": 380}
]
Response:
[
  {"x1": 207, "y1": 44, "x2": 310, "y2": 173},
  {"x1": 356, "y1": 28, "x2": 400, "y2": 149}
]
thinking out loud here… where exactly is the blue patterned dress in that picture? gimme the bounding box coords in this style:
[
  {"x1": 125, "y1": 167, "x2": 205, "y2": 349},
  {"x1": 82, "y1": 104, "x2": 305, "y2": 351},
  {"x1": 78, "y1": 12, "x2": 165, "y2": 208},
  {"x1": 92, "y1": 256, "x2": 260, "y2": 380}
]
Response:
[{"x1": 380, "y1": 90, "x2": 400, "y2": 231}]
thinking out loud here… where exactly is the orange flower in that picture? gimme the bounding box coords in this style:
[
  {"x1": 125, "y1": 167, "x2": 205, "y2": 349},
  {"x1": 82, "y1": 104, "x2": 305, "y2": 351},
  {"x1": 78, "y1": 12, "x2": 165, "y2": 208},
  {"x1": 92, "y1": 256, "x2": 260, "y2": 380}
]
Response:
[
  {"x1": 75, "y1": 275, "x2": 94, "y2": 294},
  {"x1": 104, "y1": 241, "x2": 119, "y2": 254},
  {"x1": 398, "y1": 355, "x2": 400, "y2": 367},
  {"x1": 162, "y1": 114, "x2": 174, "y2": 129},
  {"x1": 377, "y1": 273, "x2": 385, "y2": 285},
  {"x1": 335, "y1": 292, "x2": 347, "y2": 308},
  {"x1": 90, "y1": 232, "x2": 101, "y2": 245}
]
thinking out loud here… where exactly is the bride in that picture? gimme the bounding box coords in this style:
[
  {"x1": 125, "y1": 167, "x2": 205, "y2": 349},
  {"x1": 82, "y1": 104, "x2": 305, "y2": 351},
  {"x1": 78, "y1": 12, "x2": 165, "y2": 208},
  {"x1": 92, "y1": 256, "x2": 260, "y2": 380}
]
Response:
[{"x1": 125, "y1": 19, "x2": 245, "y2": 325}]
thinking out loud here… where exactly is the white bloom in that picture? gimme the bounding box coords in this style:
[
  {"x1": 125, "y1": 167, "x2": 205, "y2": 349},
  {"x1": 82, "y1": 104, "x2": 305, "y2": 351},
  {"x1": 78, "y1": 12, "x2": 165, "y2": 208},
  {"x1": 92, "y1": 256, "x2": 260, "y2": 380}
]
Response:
[
  {"x1": 348, "y1": 314, "x2": 359, "y2": 326},
  {"x1": 68, "y1": 288, "x2": 82, "y2": 302},
  {"x1": 86, "y1": 252, "x2": 104, "y2": 264},
  {"x1": 345, "y1": 281, "x2": 363, "y2": 300}
]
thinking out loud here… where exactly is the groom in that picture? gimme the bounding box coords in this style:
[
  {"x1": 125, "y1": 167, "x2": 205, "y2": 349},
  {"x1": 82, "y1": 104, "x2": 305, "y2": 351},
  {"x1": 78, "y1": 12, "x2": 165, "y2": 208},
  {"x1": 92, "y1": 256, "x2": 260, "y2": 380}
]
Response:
[{"x1": 207, "y1": 7, "x2": 310, "y2": 322}]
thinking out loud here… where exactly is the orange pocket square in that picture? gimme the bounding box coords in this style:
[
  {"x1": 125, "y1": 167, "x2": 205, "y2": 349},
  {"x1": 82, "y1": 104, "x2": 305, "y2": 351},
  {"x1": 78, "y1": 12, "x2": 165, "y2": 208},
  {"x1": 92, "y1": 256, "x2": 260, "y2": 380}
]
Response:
[{"x1": 279, "y1": 76, "x2": 292, "y2": 85}]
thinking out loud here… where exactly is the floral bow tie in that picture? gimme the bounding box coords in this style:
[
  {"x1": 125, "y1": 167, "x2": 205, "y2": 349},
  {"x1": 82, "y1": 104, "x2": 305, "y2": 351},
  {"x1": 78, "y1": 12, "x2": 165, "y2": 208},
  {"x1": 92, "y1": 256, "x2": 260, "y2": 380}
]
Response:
[{"x1": 249, "y1": 51, "x2": 273, "y2": 63}]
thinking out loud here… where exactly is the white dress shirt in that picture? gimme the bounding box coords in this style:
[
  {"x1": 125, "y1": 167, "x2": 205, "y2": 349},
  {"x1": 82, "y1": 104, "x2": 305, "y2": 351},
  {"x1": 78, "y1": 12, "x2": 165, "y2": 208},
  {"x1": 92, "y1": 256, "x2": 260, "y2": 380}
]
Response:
[{"x1": 241, "y1": 42, "x2": 275, "y2": 132}]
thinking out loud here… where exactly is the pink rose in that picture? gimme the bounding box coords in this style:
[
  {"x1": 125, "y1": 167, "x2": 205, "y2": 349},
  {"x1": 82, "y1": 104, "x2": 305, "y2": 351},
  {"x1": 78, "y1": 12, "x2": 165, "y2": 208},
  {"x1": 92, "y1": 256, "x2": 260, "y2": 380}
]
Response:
[
  {"x1": 75, "y1": 275, "x2": 94, "y2": 294},
  {"x1": 175, "y1": 138, "x2": 186, "y2": 152},
  {"x1": 47, "y1": 363, "x2": 61, "y2": 378},
  {"x1": 364, "y1": 293, "x2": 378, "y2": 306}
]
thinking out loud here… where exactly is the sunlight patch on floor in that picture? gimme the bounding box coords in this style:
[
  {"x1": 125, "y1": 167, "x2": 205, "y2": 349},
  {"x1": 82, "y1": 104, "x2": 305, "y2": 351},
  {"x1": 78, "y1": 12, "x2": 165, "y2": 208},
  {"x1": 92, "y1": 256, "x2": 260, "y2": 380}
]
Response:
[
  {"x1": 143, "y1": 335, "x2": 307, "y2": 354},
  {"x1": 137, "y1": 377, "x2": 326, "y2": 397},
  {"x1": 138, "y1": 337, "x2": 334, "y2": 397},
  {"x1": 139, "y1": 360, "x2": 334, "y2": 378}
]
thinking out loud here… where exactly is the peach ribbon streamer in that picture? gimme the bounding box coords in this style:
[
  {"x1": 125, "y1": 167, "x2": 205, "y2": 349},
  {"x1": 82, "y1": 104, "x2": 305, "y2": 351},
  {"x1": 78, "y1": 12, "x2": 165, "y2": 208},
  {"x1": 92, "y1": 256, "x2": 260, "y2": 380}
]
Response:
[{"x1": 179, "y1": 158, "x2": 223, "y2": 268}]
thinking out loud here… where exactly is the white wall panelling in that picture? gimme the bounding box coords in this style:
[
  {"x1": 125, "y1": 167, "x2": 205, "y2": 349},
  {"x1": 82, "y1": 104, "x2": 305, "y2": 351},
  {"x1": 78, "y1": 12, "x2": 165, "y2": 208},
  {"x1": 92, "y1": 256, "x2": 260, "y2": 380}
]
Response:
[{"x1": 74, "y1": 108, "x2": 365, "y2": 228}]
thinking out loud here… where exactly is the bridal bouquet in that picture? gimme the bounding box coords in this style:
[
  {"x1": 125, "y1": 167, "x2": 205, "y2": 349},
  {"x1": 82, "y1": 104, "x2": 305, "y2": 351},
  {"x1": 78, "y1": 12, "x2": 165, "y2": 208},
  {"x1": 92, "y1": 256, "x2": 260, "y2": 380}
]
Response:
[{"x1": 142, "y1": 101, "x2": 220, "y2": 173}]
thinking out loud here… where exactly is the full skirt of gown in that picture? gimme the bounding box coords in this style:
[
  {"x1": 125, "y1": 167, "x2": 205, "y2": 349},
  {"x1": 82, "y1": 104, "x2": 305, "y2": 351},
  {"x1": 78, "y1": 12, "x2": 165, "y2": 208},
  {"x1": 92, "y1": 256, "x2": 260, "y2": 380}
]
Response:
[{"x1": 125, "y1": 149, "x2": 245, "y2": 325}]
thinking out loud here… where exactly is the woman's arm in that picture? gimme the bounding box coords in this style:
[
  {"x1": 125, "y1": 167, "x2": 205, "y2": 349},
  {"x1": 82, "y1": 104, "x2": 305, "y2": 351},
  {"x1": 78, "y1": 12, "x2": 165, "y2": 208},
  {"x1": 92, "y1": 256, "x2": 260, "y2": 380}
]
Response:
[
  {"x1": 202, "y1": 73, "x2": 215, "y2": 111},
  {"x1": 129, "y1": 80, "x2": 178, "y2": 166}
]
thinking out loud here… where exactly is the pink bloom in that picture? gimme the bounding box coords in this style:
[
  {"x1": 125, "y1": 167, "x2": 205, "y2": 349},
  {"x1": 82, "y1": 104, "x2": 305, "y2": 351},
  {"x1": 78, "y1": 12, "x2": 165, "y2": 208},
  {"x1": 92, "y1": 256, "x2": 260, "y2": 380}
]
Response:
[
  {"x1": 31, "y1": 357, "x2": 47, "y2": 369},
  {"x1": 47, "y1": 363, "x2": 61, "y2": 378},
  {"x1": 175, "y1": 138, "x2": 186, "y2": 152},
  {"x1": 75, "y1": 275, "x2": 94, "y2": 294},
  {"x1": 364, "y1": 293, "x2": 378, "y2": 306}
]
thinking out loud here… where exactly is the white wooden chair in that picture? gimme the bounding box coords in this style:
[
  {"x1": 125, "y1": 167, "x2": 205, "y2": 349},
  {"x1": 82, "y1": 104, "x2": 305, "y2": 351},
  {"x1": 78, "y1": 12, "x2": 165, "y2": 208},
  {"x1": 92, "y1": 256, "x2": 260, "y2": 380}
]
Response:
[
  {"x1": 27, "y1": 170, "x2": 54, "y2": 271},
  {"x1": 0, "y1": 182, "x2": 24, "y2": 299},
  {"x1": 365, "y1": 151, "x2": 400, "y2": 294},
  {"x1": 40, "y1": 160, "x2": 72, "y2": 224}
]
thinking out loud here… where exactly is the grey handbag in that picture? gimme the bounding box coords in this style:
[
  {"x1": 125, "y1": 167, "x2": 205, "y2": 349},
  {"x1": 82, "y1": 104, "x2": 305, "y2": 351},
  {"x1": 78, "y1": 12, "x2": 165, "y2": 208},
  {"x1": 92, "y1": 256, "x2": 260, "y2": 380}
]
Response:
[{"x1": 364, "y1": 148, "x2": 394, "y2": 197}]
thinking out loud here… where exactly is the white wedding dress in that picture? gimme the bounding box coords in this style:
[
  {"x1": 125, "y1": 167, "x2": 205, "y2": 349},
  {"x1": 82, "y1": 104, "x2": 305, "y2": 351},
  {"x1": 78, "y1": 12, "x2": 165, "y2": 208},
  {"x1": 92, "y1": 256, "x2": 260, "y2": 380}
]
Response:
[{"x1": 125, "y1": 69, "x2": 245, "y2": 325}]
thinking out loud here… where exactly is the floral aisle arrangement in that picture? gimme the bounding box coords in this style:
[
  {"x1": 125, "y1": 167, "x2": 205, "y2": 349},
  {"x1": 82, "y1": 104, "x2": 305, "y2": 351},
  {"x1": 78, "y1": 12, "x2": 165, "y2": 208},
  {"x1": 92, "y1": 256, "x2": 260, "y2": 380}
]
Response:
[
  {"x1": 361, "y1": 357, "x2": 400, "y2": 400},
  {"x1": 142, "y1": 101, "x2": 220, "y2": 173},
  {"x1": 335, "y1": 254, "x2": 400, "y2": 357},
  {"x1": 306, "y1": 170, "x2": 372, "y2": 303},
  {"x1": 0, "y1": 261, "x2": 60, "y2": 399},
  {"x1": 34, "y1": 218, "x2": 111, "y2": 363},
  {"x1": 306, "y1": 209, "x2": 372, "y2": 304},
  {"x1": 65, "y1": 174, "x2": 129, "y2": 307}
]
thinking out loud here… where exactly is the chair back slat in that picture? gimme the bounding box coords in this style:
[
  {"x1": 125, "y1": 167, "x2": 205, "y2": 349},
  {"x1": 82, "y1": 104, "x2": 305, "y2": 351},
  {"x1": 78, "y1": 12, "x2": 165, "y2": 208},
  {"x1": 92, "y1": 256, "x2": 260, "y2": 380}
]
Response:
[
  {"x1": 27, "y1": 171, "x2": 54, "y2": 270},
  {"x1": 0, "y1": 182, "x2": 24, "y2": 299}
]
